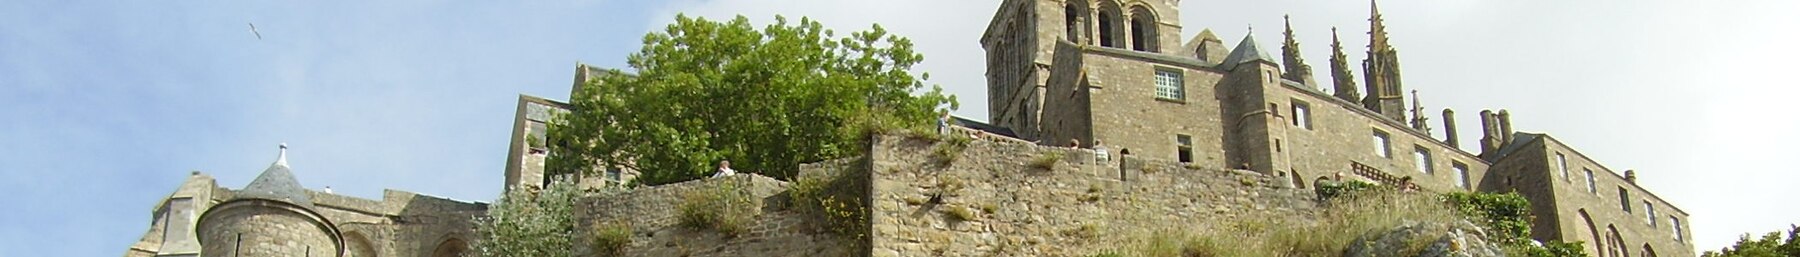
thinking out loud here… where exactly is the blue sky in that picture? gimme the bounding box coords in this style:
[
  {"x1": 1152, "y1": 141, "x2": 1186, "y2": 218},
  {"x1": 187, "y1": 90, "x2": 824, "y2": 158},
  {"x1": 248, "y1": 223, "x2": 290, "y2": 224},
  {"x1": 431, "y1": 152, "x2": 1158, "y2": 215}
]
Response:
[{"x1": 3, "y1": 0, "x2": 1796, "y2": 256}]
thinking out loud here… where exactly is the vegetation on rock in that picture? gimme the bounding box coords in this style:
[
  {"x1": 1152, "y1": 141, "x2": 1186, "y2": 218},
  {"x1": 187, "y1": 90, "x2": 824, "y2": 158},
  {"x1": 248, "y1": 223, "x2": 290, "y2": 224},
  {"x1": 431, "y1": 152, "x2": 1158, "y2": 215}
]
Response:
[
  {"x1": 546, "y1": 14, "x2": 956, "y2": 186},
  {"x1": 677, "y1": 179, "x2": 755, "y2": 236}
]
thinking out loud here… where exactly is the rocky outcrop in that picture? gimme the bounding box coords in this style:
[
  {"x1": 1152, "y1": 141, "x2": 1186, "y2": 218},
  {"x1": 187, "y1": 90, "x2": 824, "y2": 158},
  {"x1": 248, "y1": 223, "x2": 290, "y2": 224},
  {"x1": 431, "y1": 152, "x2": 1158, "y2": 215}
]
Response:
[{"x1": 1344, "y1": 220, "x2": 1507, "y2": 257}]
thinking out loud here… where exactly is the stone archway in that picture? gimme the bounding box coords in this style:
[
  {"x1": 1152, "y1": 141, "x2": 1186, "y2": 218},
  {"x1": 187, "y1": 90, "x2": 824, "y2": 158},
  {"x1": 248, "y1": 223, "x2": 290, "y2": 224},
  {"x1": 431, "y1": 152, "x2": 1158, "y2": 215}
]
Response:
[
  {"x1": 343, "y1": 231, "x2": 377, "y2": 257},
  {"x1": 429, "y1": 238, "x2": 465, "y2": 257},
  {"x1": 1579, "y1": 209, "x2": 1602, "y2": 256}
]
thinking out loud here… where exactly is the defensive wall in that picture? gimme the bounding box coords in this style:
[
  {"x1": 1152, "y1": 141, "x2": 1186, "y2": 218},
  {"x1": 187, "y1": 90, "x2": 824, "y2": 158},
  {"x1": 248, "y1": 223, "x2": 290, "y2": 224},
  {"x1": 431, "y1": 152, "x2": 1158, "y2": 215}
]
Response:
[{"x1": 571, "y1": 131, "x2": 1333, "y2": 256}]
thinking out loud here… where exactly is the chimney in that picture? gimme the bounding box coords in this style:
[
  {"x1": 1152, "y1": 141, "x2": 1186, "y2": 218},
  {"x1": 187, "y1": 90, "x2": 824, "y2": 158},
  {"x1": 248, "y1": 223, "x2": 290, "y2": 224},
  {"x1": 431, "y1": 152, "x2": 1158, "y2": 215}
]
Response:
[
  {"x1": 1442, "y1": 108, "x2": 1459, "y2": 148},
  {"x1": 1498, "y1": 109, "x2": 1515, "y2": 144},
  {"x1": 1479, "y1": 110, "x2": 1499, "y2": 155},
  {"x1": 1624, "y1": 170, "x2": 1638, "y2": 185}
]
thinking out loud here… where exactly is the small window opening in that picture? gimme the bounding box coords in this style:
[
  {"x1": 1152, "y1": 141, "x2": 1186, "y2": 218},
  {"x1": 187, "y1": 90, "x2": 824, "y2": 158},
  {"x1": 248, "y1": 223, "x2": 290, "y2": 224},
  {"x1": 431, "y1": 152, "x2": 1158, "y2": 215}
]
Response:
[{"x1": 1176, "y1": 134, "x2": 1193, "y2": 163}]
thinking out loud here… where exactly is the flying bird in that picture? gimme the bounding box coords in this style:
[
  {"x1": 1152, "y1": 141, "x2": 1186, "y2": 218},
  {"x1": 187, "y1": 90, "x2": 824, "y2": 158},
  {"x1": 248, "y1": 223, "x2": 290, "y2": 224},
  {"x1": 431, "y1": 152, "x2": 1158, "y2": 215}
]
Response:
[{"x1": 248, "y1": 22, "x2": 261, "y2": 40}]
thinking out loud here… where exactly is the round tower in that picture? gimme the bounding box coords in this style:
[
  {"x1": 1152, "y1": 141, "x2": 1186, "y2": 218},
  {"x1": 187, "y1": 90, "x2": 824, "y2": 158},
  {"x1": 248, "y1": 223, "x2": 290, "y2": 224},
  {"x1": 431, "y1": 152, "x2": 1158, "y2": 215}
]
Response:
[{"x1": 195, "y1": 144, "x2": 344, "y2": 257}]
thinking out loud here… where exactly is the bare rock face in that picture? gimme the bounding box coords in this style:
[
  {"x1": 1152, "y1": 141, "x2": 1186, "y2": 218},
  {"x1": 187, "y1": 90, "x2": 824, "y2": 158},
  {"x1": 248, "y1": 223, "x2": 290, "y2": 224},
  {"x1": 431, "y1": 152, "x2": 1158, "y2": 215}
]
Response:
[{"x1": 1343, "y1": 220, "x2": 1507, "y2": 257}]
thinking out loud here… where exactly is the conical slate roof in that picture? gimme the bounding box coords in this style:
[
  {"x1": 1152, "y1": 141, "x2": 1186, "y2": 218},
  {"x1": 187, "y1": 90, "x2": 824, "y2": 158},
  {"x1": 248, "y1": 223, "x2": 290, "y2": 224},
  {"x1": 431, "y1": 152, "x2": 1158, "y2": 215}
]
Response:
[
  {"x1": 1219, "y1": 32, "x2": 1277, "y2": 71},
  {"x1": 237, "y1": 144, "x2": 313, "y2": 208}
]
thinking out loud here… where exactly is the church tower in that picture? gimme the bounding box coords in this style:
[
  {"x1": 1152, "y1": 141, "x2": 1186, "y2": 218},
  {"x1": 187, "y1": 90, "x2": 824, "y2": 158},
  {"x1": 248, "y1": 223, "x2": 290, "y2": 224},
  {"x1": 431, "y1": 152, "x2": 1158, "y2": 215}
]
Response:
[
  {"x1": 1361, "y1": 0, "x2": 1407, "y2": 121},
  {"x1": 980, "y1": 0, "x2": 1183, "y2": 141}
]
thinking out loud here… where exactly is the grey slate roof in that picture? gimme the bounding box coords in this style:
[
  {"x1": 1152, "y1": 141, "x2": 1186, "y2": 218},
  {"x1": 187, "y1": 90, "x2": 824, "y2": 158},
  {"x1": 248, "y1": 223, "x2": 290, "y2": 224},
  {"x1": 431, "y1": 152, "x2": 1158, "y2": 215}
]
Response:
[
  {"x1": 1219, "y1": 33, "x2": 1277, "y2": 71},
  {"x1": 237, "y1": 145, "x2": 313, "y2": 208}
]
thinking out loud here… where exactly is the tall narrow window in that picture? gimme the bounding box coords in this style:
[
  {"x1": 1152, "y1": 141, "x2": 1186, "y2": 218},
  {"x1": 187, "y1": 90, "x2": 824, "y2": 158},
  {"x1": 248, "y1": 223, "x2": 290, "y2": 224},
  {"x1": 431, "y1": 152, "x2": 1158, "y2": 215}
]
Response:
[
  {"x1": 1643, "y1": 201, "x2": 1657, "y2": 227},
  {"x1": 1585, "y1": 168, "x2": 1597, "y2": 193},
  {"x1": 1556, "y1": 153, "x2": 1569, "y2": 181},
  {"x1": 1097, "y1": 12, "x2": 1117, "y2": 48},
  {"x1": 1127, "y1": 6, "x2": 1158, "y2": 52},
  {"x1": 1154, "y1": 69, "x2": 1184, "y2": 100},
  {"x1": 1176, "y1": 134, "x2": 1193, "y2": 163},
  {"x1": 1372, "y1": 130, "x2": 1392, "y2": 158},
  {"x1": 1414, "y1": 146, "x2": 1433, "y2": 174},
  {"x1": 1671, "y1": 216, "x2": 1684, "y2": 241},
  {"x1": 1618, "y1": 187, "x2": 1632, "y2": 213},
  {"x1": 1063, "y1": 2, "x2": 1086, "y2": 43},
  {"x1": 1453, "y1": 162, "x2": 1470, "y2": 190},
  {"x1": 1291, "y1": 100, "x2": 1312, "y2": 129}
]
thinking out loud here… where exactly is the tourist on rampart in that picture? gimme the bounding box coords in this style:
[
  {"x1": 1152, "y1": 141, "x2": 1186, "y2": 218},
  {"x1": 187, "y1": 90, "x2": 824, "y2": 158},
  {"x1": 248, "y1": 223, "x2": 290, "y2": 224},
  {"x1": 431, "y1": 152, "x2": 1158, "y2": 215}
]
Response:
[
  {"x1": 1093, "y1": 139, "x2": 1110, "y2": 163},
  {"x1": 711, "y1": 160, "x2": 737, "y2": 179}
]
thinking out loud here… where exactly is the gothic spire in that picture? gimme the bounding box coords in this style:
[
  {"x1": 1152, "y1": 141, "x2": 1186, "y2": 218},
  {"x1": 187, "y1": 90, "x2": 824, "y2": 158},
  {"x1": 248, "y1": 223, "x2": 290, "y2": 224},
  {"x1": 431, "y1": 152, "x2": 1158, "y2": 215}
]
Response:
[
  {"x1": 1329, "y1": 27, "x2": 1359, "y2": 102},
  {"x1": 1410, "y1": 90, "x2": 1430, "y2": 131},
  {"x1": 1362, "y1": 0, "x2": 1406, "y2": 121},
  {"x1": 1280, "y1": 15, "x2": 1315, "y2": 87}
]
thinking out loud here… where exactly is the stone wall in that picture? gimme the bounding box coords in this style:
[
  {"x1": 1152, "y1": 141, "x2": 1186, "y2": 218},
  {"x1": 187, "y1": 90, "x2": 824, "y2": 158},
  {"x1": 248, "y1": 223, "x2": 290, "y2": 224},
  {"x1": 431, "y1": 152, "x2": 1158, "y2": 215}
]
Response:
[
  {"x1": 868, "y1": 134, "x2": 1320, "y2": 256},
  {"x1": 1494, "y1": 136, "x2": 1693, "y2": 257},
  {"x1": 572, "y1": 174, "x2": 857, "y2": 257},
  {"x1": 1263, "y1": 81, "x2": 1490, "y2": 192}
]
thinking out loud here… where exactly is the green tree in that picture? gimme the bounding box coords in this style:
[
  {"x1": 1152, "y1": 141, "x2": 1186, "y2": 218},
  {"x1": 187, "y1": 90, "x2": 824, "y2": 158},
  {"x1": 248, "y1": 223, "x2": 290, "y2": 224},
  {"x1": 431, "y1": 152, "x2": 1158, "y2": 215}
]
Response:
[
  {"x1": 547, "y1": 14, "x2": 955, "y2": 185},
  {"x1": 469, "y1": 178, "x2": 581, "y2": 257},
  {"x1": 1703, "y1": 225, "x2": 1800, "y2": 257}
]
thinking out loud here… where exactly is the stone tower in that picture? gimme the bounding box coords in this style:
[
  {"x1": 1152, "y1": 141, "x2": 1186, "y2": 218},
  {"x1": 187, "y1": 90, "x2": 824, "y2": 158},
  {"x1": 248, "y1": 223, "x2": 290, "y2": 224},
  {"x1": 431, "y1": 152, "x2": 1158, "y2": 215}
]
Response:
[
  {"x1": 195, "y1": 144, "x2": 343, "y2": 257},
  {"x1": 981, "y1": 0, "x2": 1184, "y2": 141},
  {"x1": 1328, "y1": 27, "x2": 1359, "y2": 102},
  {"x1": 1361, "y1": 0, "x2": 1407, "y2": 121}
]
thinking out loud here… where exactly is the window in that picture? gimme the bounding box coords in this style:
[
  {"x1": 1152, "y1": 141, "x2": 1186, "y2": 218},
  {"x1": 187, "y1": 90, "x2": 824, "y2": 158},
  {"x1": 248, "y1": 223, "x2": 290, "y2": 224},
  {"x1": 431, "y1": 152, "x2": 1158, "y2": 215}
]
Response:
[
  {"x1": 1064, "y1": 3, "x2": 1085, "y2": 43},
  {"x1": 1453, "y1": 162, "x2": 1470, "y2": 190},
  {"x1": 606, "y1": 167, "x2": 622, "y2": 182},
  {"x1": 1154, "y1": 69, "x2": 1184, "y2": 100},
  {"x1": 1618, "y1": 187, "x2": 1632, "y2": 213},
  {"x1": 1556, "y1": 153, "x2": 1569, "y2": 181},
  {"x1": 1291, "y1": 100, "x2": 1312, "y2": 129},
  {"x1": 1097, "y1": 10, "x2": 1119, "y2": 48},
  {"x1": 1414, "y1": 146, "x2": 1433, "y2": 174},
  {"x1": 1176, "y1": 134, "x2": 1193, "y2": 163},
  {"x1": 1585, "y1": 168, "x2": 1597, "y2": 193},
  {"x1": 1372, "y1": 130, "x2": 1392, "y2": 158},
  {"x1": 1671, "y1": 216, "x2": 1684, "y2": 241},
  {"x1": 1643, "y1": 201, "x2": 1657, "y2": 227}
]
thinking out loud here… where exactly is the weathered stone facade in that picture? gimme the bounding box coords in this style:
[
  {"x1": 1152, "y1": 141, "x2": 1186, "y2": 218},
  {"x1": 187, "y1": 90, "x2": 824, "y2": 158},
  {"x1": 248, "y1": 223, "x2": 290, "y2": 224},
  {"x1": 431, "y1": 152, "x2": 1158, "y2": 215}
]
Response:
[
  {"x1": 125, "y1": 149, "x2": 485, "y2": 257},
  {"x1": 984, "y1": 0, "x2": 1694, "y2": 256}
]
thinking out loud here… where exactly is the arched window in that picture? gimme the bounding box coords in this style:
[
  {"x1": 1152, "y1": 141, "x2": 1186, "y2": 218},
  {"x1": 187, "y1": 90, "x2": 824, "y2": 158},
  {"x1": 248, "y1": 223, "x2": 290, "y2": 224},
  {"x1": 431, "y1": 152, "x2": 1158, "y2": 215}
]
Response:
[
  {"x1": 1096, "y1": 2, "x2": 1124, "y2": 48},
  {"x1": 1640, "y1": 244, "x2": 1658, "y2": 257},
  {"x1": 1063, "y1": 1, "x2": 1090, "y2": 44},
  {"x1": 1128, "y1": 6, "x2": 1159, "y2": 52},
  {"x1": 1605, "y1": 226, "x2": 1629, "y2": 257},
  {"x1": 1579, "y1": 210, "x2": 1603, "y2": 256}
]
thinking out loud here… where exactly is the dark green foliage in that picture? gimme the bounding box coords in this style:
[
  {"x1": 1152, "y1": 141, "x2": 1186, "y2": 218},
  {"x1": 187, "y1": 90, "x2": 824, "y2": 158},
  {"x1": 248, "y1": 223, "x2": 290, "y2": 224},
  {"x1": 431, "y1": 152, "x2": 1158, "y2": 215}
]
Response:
[
  {"x1": 1441, "y1": 192, "x2": 1587, "y2": 257},
  {"x1": 1703, "y1": 225, "x2": 1800, "y2": 257},
  {"x1": 785, "y1": 161, "x2": 871, "y2": 240},
  {"x1": 546, "y1": 15, "x2": 956, "y2": 185},
  {"x1": 1314, "y1": 180, "x2": 1378, "y2": 201}
]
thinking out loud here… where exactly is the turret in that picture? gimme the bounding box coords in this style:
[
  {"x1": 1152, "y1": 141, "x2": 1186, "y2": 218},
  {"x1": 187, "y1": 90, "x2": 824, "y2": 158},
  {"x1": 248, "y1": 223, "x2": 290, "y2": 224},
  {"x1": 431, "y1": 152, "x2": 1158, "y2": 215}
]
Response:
[
  {"x1": 1361, "y1": 0, "x2": 1407, "y2": 121},
  {"x1": 1409, "y1": 90, "x2": 1430, "y2": 132},
  {"x1": 195, "y1": 144, "x2": 343, "y2": 257},
  {"x1": 1328, "y1": 27, "x2": 1359, "y2": 102},
  {"x1": 1280, "y1": 15, "x2": 1316, "y2": 87}
]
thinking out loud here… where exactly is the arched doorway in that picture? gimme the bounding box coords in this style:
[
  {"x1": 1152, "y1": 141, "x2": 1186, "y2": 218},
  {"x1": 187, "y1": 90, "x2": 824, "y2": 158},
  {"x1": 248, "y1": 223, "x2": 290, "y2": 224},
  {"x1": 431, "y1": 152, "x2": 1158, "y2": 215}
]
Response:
[
  {"x1": 429, "y1": 238, "x2": 466, "y2": 257},
  {"x1": 344, "y1": 231, "x2": 378, "y2": 257}
]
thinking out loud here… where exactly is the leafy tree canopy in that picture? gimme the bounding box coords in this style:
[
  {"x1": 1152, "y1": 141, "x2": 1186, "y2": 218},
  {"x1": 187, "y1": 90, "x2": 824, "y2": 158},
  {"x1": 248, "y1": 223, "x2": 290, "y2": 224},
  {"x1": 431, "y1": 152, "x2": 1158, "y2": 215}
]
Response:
[
  {"x1": 548, "y1": 15, "x2": 955, "y2": 185},
  {"x1": 1703, "y1": 225, "x2": 1800, "y2": 257}
]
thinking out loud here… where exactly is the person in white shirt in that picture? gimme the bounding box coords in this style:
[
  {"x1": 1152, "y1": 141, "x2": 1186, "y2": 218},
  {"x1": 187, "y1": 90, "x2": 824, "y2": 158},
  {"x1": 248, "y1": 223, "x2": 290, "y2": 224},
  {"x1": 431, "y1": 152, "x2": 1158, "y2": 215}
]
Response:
[
  {"x1": 711, "y1": 160, "x2": 737, "y2": 178},
  {"x1": 1093, "y1": 139, "x2": 1110, "y2": 163}
]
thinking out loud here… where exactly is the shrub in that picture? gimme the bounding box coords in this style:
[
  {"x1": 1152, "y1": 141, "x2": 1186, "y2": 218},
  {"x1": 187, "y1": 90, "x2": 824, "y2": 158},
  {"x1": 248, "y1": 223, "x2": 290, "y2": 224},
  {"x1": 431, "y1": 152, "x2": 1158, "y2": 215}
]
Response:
[
  {"x1": 929, "y1": 134, "x2": 973, "y2": 165},
  {"x1": 946, "y1": 205, "x2": 978, "y2": 222},
  {"x1": 787, "y1": 161, "x2": 871, "y2": 241},
  {"x1": 677, "y1": 181, "x2": 754, "y2": 235},
  {"x1": 980, "y1": 203, "x2": 998, "y2": 214},
  {"x1": 1029, "y1": 152, "x2": 1063, "y2": 170},
  {"x1": 590, "y1": 222, "x2": 633, "y2": 255}
]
